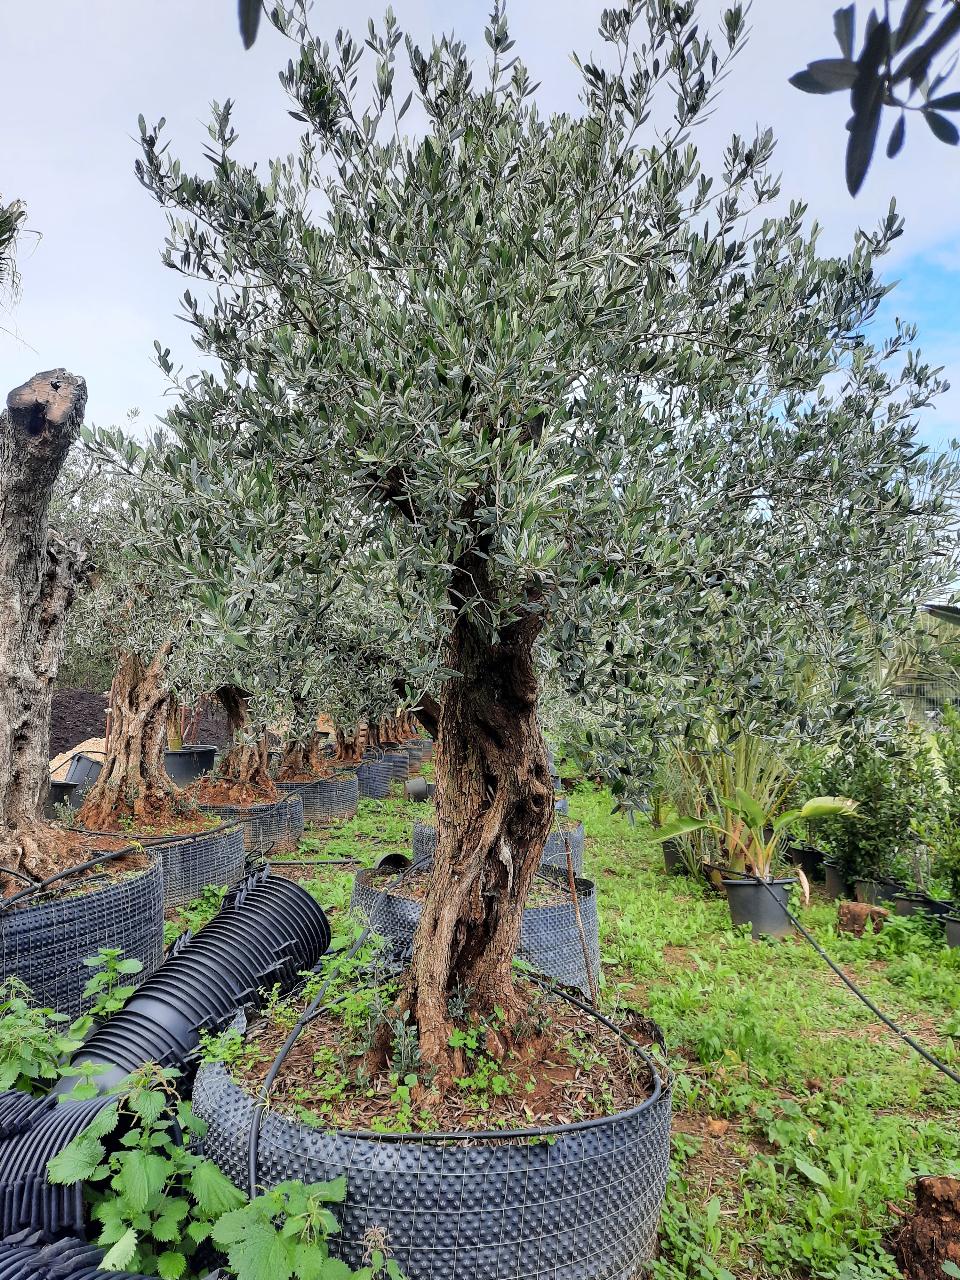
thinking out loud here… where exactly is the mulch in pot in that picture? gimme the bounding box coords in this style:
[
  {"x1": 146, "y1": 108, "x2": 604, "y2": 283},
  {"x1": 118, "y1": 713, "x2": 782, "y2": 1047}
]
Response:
[
  {"x1": 232, "y1": 977, "x2": 658, "y2": 1134},
  {"x1": 0, "y1": 825, "x2": 148, "y2": 901}
]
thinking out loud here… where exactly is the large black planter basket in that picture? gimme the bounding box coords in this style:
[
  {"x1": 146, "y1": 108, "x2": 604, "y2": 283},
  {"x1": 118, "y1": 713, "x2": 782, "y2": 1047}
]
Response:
[
  {"x1": 351, "y1": 864, "x2": 600, "y2": 995},
  {"x1": 150, "y1": 824, "x2": 246, "y2": 908},
  {"x1": 380, "y1": 750, "x2": 410, "y2": 783},
  {"x1": 411, "y1": 821, "x2": 585, "y2": 876},
  {"x1": 198, "y1": 799, "x2": 287, "y2": 859},
  {"x1": 277, "y1": 772, "x2": 359, "y2": 826},
  {"x1": 0, "y1": 857, "x2": 164, "y2": 1018},
  {"x1": 280, "y1": 790, "x2": 305, "y2": 853},
  {"x1": 193, "y1": 1016, "x2": 672, "y2": 1280},
  {"x1": 358, "y1": 756, "x2": 393, "y2": 800}
]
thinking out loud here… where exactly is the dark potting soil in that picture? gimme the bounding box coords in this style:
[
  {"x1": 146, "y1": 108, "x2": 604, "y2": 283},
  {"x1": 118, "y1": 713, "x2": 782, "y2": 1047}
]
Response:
[
  {"x1": 893, "y1": 1176, "x2": 960, "y2": 1279},
  {"x1": 233, "y1": 980, "x2": 657, "y2": 1133},
  {"x1": 50, "y1": 686, "x2": 232, "y2": 758}
]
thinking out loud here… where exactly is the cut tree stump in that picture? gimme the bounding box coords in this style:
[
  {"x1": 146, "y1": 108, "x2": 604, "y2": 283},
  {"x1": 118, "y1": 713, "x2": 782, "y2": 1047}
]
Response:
[
  {"x1": 894, "y1": 1176, "x2": 960, "y2": 1279},
  {"x1": 837, "y1": 901, "x2": 888, "y2": 937}
]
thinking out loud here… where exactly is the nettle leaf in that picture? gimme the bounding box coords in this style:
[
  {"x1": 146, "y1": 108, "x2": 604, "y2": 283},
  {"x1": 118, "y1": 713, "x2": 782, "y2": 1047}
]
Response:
[
  {"x1": 47, "y1": 1131, "x2": 106, "y2": 1184},
  {"x1": 157, "y1": 1251, "x2": 188, "y2": 1280},
  {"x1": 101, "y1": 1227, "x2": 138, "y2": 1271},
  {"x1": 190, "y1": 1159, "x2": 246, "y2": 1215},
  {"x1": 117, "y1": 1149, "x2": 170, "y2": 1213}
]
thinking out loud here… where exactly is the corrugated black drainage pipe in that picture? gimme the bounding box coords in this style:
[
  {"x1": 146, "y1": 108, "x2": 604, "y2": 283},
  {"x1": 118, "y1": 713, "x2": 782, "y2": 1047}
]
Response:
[{"x1": 55, "y1": 867, "x2": 330, "y2": 1095}]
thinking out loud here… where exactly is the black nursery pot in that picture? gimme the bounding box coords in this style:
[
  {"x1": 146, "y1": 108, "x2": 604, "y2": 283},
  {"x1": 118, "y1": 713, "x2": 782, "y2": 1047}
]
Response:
[
  {"x1": 43, "y1": 779, "x2": 79, "y2": 817},
  {"x1": 946, "y1": 916, "x2": 960, "y2": 949},
  {"x1": 163, "y1": 744, "x2": 217, "y2": 785},
  {"x1": 193, "y1": 1009, "x2": 672, "y2": 1280},
  {"x1": 823, "y1": 861, "x2": 851, "y2": 901},
  {"x1": 853, "y1": 878, "x2": 881, "y2": 906},
  {"x1": 662, "y1": 839, "x2": 685, "y2": 876},
  {"x1": 786, "y1": 840, "x2": 825, "y2": 884},
  {"x1": 722, "y1": 877, "x2": 795, "y2": 940}
]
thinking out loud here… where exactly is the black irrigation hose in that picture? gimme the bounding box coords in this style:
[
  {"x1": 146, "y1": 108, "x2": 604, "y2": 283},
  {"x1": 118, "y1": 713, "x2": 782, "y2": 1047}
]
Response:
[
  {"x1": 0, "y1": 846, "x2": 140, "y2": 914},
  {"x1": 753, "y1": 876, "x2": 960, "y2": 1088}
]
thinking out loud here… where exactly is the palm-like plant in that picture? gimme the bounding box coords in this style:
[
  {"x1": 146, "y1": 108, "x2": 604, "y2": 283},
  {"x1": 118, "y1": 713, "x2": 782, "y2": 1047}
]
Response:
[{"x1": 653, "y1": 789, "x2": 857, "y2": 896}]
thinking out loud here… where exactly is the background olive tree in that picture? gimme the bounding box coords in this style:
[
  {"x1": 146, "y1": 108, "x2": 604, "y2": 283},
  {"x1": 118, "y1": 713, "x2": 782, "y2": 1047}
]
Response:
[{"x1": 97, "y1": 0, "x2": 960, "y2": 1080}]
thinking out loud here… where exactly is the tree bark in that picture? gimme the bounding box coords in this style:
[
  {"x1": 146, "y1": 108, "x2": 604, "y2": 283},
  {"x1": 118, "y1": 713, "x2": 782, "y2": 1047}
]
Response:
[
  {"x1": 0, "y1": 370, "x2": 89, "y2": 876},
  {"x1": 76, "y1": 646, "x2": 180, "y2": 829},
  {"x1": 214, "y1": 685, "x2": 275, "y2": 793},
  {"x1": 392, "y1": 608, "x2": 554, "y2": 1078}
]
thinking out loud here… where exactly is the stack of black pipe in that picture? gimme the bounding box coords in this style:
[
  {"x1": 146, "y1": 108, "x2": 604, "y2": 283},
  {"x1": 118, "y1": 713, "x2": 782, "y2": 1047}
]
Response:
[
  {"x1": 59, "y1": 869, "x2": 330, "y2": 1094},
  {"x1": 0, "y1": 1092, "x2": 113, "y2": 1241},
  {"x1": 0, "y1": 1230, "x2": 164, "y2": 1278}
]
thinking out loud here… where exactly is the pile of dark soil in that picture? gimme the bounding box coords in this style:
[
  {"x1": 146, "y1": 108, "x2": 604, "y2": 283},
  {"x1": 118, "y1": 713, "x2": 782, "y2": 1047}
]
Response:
[
  {"x1": 894, "y1": 1176, "x2": 960, "y2": 1279},
  {"x1": 51, "y1": 686, "x2": 231, "y2": 757}
]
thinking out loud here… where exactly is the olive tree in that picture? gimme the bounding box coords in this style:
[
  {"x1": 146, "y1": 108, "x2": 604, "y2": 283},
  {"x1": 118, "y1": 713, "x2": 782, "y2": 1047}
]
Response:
[{"x1": 108, "y1": 1, "x2": 960, "y2": 1078}]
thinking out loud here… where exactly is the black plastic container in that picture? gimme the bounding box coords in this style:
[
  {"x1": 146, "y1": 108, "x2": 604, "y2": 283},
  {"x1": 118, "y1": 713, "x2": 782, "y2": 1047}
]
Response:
[
  {"x1": 0, "y1": 1235, "x2": 154, "y2": 1279},
  {"x1": 43, "y1": 779, "x2": 79, "y2": 816},
  {"x1": 662, "y1": 840, "x2": 685, "y2": 876},
  {"x1": 194, "y1": 1008, "x2": 672, "y2": 1280},
  {"x1": 64, "y1": 752, "x2": 103, "y2": 791},
  {"x1": 404, "y1": 777, "x2": 435, "y2": 802},
  {"x1": 163, "y1": 744, "x2": 217, "y2": 785},
  {"x1": 786, "y1": 840, "x2": 825, "y2": 884},
  {"x1": 823, "y1": 861, "x2": 850, "y2": 901},
  {"x1": 0, "y1": 857, "x2": 164, "y2": 1018},
  {"x1": 351, "y1": 863, "x2": 600, "y2": 995},
  {"x1": 59, "y1": 869, "x2": 330, "y2": 1094},
  {"x1": 722, "y1": 878, "x2": 795, "y2": 940},
  {"x1": 946, "y1": 916, "x2": 960, "y2": 949},
  {"x1": 358, "y1": 756, "x2": 393, "y2": 799}
]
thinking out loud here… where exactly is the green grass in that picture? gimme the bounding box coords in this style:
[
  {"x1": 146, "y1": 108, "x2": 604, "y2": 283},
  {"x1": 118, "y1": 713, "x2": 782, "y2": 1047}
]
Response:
[{"x1": 269, "y1": 778, "x2": 960, "y2": 1279}]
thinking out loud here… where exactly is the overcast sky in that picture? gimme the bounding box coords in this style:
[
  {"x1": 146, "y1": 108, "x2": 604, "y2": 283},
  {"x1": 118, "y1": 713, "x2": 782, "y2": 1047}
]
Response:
[{"x1": 2, "y1": 1, "x2": 959, "y2": 448}]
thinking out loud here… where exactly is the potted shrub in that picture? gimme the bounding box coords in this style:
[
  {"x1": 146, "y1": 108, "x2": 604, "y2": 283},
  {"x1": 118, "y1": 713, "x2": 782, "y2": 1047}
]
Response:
[
  {"x1": 0, "y1": 371, "x2": 165, "y2": 1014},
  {"x1": 654, "y1": 790, "x2": 856, "y2": 938}
]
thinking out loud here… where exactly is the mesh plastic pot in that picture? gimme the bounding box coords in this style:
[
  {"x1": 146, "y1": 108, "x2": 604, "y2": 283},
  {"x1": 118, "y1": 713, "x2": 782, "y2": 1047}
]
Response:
[
  {"x1": 411, "y1": 821, "x2": 584, "y2": 876},
  {"x1": 280, "y1": 791, "x2": 305, "y2": 853},
  {"x1": 0, "y1": 857, "x2": 163, "y2": 1018},
  {"x1": 277, "y1": 772, "x2": 359, "y2": 826},
  {"x1": 198, "y1": 799, "x2": 287, "y2": 859},
  {"x1": 163, "y1": 745, "x2": 217, "y2": 785},
  {"x1": 61, "y1": 868, "x2": 331, "y2": 1094},
  {"x1": 722, "y1": 878, "x2": 795, "y2": 940},
  {"x1": 555, "y1": 794, "x2": 569, "y2": 816},
  {"x1": 148, "y1": 824, "x2": 246, "y2": 908},
  {"x1": 193, "y1": 1015, "x2": 671, "y2": 1280},
  {"x1": 358, "y1": 757, "x2": 393, "y2": 800},
  {"x1": 0, "y1": 1235, "x2": 155, "y2": 1279},
  {"x1": 351, "y1": 864, "x2": 600, "y2": 995},
  {"x1": 402, "y1": 740, "x2": 424, "y2": 776},
  {"x1": 0, "y1": 1091, "x2": 114, "y2": 1240},
  {"x1": 380, "y1": 750, "x2": 410, "y2": 783}
]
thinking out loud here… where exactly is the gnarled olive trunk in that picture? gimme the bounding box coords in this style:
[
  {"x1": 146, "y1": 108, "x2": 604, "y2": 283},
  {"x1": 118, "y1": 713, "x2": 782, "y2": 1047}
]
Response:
[
  {"x1": 77, "y1": 645, "x2": 179, "y2": 829},
  {"x1": 0, "y1": 370, "x2": 89, "y2": 876},
  {"x1": 401, "y1": 610, "x2": 554, "y2": 1074},
  {"x1": 215, "y1": 685, "x2": 275, "y2": 793},
  {"x1": 277, "y1": 731, "x2": 330, "y2": 780}
]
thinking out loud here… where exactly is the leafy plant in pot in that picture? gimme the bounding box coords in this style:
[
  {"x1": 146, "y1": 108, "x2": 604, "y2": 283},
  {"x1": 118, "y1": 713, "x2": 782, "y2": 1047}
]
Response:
[{"x1": 653, "y1": 790, "x2": 857, "y2": 939}]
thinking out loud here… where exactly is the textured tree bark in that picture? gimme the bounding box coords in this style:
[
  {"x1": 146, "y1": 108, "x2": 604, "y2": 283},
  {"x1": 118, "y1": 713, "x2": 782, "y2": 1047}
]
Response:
[
  {"x1": 76, "y1": 646, "x2": 180, "y2": 829},
  {"x1": 214, "y1": 685, "x2": 275, "y2": 793},
  {"x1": 0, "y1": 370, "x2": 89, "y2": 878},
  {"x1": 382, "y1": 605, "x2": 554, "y2": 1079}
]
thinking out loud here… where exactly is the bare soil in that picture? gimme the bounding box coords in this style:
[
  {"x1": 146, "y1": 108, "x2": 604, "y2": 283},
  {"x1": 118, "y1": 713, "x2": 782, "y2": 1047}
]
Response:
[
  {"x1": 191, "y1": 778, "x2": 279, "y2": 808},
  {"x1": 1, "y1": 824, "x2": 150, "y2": 899},
  {"x1": 894, "y1": 1177, "x2": 960, "y2": 1279},
  {"x1": 236, "y1": 981, "x2": 658, "y2": 1133},
  {"x1": 50, "y1": 685, "x2": 231, "y2": 757}
]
